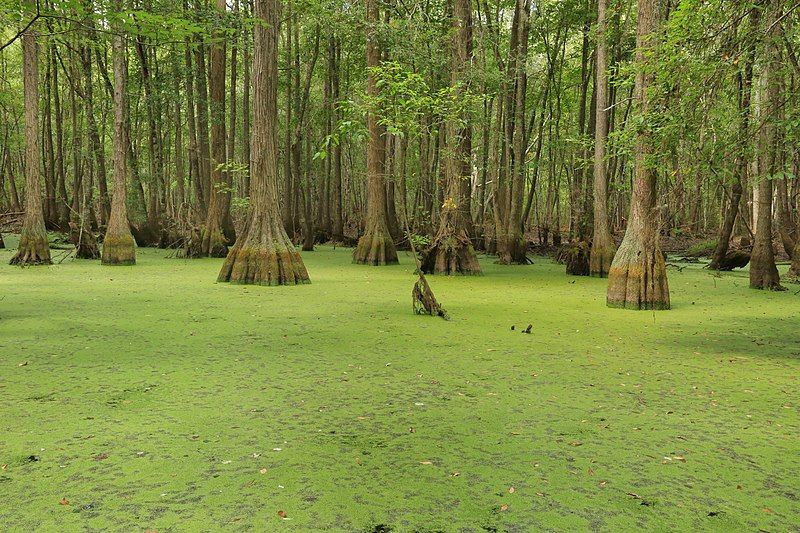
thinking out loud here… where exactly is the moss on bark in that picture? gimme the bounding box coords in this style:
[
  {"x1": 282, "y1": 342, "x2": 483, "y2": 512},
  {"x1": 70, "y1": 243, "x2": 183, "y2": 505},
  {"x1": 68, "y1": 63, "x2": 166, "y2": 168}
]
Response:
[
  {"x1": 353, "y1": 222, "x2": 398, "y2": 266},
  {"x1": 218, "y1": 245, "x2": 309, "y2": 286},
  {"x1": 10, "y1": 233, "x2": 52, "y2": 265},
  {"x1": 606, "y1": 236, "x2": 670, "y2": 310},
  {"x1": 101, "y1": 233, "x2": 136, "y2": 265}
]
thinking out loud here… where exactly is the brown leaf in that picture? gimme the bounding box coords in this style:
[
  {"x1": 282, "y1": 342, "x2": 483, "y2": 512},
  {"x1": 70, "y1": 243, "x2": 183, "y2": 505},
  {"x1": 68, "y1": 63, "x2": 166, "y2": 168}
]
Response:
[
  {"x1": 568, "y1": 441, "x2": 583, "y2": 447},
  {"x1": 259, "y1": 468, "x2": 268, "y2": 474},
  {"x1": 59, "y1": 498, "x2": 70, "y2": 506},
  {"x1": 419, "y1": 461, "x2": 433, "y2": 465},
  {"x1": 587, "y1": 467, "x2": 595, "y2": 476},
  {"x1": 1, "y1": 464, "x2": 7, "y2": 471},
  {"x1": 499, "y1": 504, "x2": 509, "y2": 512},
  {"x1": 762, "y1": 507, "x2": 773, "y2": 514},
  {"x1": 450, "y1": 471, "x2": 460, "y2": 477},
  {"x1": 508, "y1": 487, "x2": 515, "y2": 494},
  {"x1": 409, "y1": 427, "x2": 416, "y2": 433},
  {"x1": 93, "y1": 453, "x2": 108, "y2": 461},
  {"x1": 18, "y1": 361, "x2": 28, "y2": 367},
  {"x1": 277, "y1": 510, "x2": 288, "y2": 519}
]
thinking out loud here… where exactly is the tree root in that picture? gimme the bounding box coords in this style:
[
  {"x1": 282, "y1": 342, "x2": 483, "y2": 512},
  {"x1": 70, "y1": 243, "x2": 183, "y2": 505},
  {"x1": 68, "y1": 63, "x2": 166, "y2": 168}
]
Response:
[
  {"x1": 353, "y1": 226, "x2": 398, "y2": 265},
  {"x1": 10, "y1": 235, "x2": 52, "y2": 266},
  {"x1": 218, "y1": 246, "x2": 310, "y2": 286}
]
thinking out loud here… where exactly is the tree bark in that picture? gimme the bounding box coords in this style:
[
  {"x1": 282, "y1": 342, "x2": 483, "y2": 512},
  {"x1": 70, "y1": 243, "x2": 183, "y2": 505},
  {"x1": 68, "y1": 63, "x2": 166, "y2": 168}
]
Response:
[
  {"x1": 218, "y1": 0, "x2": 310, "y2": 285},
  {"x1": 497, "y1": 0, "x2": 531, "y2": 264},
  {"x1": 11, "y1": 26, "x2": 51, "y2": 265},
  {"x1": 101, "y1": 5, "x2": 136, "y2": 266},
  {"x1": 353, "y1": 0, "x2": 398, "y2": 265},
  {"x1": 606, "y1": 0, "x2": 669, "y2": 309},
  {"x1": 749, "y1": 0, "x2": 782, "y2": 290},
  {"x1": 202, "y1": 0, "x2": 232, "y2": 257},
  {"x1": 589, "y1": 0, "x2": 616, "y2": 277},
  {"x1": 423, "y1": 0, "x2": 480, "y2": 274}
]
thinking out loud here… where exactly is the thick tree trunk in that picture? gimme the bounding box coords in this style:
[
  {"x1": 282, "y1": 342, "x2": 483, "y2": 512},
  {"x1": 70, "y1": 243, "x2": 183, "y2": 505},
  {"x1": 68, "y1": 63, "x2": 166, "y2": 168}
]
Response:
[
  {"x1": 589, "y1": 0, "x2": 616, "y2": 277},
  {"x1": 423, "y1": 0, "x2": 480, "y2": 275},
  {"x1": 218, "y1": 0, "x2": 310, "y2": 285},
  {"x1": 102, "y1": 9, "x2": 136, "y2": 266},
  {"x1": 750, "y1": 0, "x2": 782, "y2": 290},
  {"x1": 12, "y1": 27, "x2": 51, "y2": 265},
  {"x1": 353, "y1": 0, "x2": 398, "y2": 265},
  {"x1": 606, "y1": 0, "x2": 669, "y2": 309}
]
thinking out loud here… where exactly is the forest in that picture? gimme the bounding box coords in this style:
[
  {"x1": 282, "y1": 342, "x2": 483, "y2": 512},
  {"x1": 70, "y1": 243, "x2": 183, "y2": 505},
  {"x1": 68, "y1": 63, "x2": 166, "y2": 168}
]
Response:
[{"x1": 0, "y1": 0, "x2": 798, "y2": 530}]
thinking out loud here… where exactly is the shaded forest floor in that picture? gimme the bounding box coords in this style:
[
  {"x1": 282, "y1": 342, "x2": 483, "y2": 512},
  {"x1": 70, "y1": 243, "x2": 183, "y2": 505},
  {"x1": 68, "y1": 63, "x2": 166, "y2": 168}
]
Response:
[{"x1": 0, "y1": 239, "x2": 798, "y2": 531}]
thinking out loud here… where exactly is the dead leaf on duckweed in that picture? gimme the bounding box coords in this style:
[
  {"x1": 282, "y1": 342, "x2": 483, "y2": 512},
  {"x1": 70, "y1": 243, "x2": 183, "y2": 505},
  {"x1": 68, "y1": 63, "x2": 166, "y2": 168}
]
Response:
[
  {"x1": 259, "y1": 468, "x2": 268, "y2": 474},
  {"x1": 277, "y1": 510, "x2": 288, "y2": 519},
  {"x1": 568, "y1": 441, "x2": 583, "y2": 447},
  {"x1": 508, "y1": 487, "x2": 515, "y2": 494},
  {"x1": 92, "y1": 453, "x2": 108, "y2": 461},
  {"x1": 420, "y1": 461, "x2": 433, "y2": 465},
  {"x1": 451, "y1": 471, "x2": 460, "y2": 477},
  {"x1": 18, "y1": 361, "x2": 28, "y2": 367},
  {"x1": 500, "y1": 504, "x2": 509, "y2": 512},
  {"x1": 59, "y1": 498, "x2": 69, "y2": 505}
]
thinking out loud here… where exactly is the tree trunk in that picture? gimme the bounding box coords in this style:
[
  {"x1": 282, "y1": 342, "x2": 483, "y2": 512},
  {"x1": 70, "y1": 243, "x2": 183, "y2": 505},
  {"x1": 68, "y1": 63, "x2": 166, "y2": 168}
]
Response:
[
  {"x1": 423, "y1": 0, "x2": 480, "y2": 274},
  {"x1": 202, "y1": 0, "x2": 231, "y2": 257},
  {"x1": 497, "y1": 0, "x2": 531, "y2": 264},
  {"x1": 11, "y1": 26, "x2": 52, "y2": 265},
  {"x1": 330, "y1": 37, "x2": 344, "y2": 242},
  {"x1": 218, "y1": 0, "x2": 310, "y2": 285},
  {"x1": 750, "y1": 0, "x2": 782, "y2": 290},
  {"x1": 606, "y1": 0, "x2": 669, "y2": 309},
  {"x1": 589, "y1": 0, "x2": 616, "y2": 277},
  {"x1": 353, "y1": 0, "x2": 398, "y2": 265},
  {"x1": 102, "y1": 5, "x2": 136, "y2": 266}
]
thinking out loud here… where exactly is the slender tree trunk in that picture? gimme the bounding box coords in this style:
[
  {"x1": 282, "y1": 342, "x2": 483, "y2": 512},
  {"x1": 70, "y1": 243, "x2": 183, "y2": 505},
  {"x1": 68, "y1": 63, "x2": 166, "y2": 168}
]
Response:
[
  {"x1": 710, "y1": 22, "x2": 755, "y2": 270},
  {"x1": 353, "y1": 0, "x2": 398, "y2": 265},
  {"x1": 606, "y1": 0, "x2": 669, "y2": 309},
  {"x1": 330, "y1": 37, "x2": 344, "y2": 241},
  {"x1": 102, "y1": 4, "x2": 136, "y2": 265},
  {"x1": 589, "y1": 0, "x2": 616, "y2": 277},
  {"x1": 195, "y1": 40, "x2": 212, "y2": 215},
  {"x1": 218, "y1": 0, "x2": 310, "y2": 285},
  {"x1": 497, "y1": 0, "x2": 531, "y2": 264},
  {"x1": 81, "y1": 40, "x2": 110, "y2": 224},
  {"x1": 202, "y1": 0, "x2": 231, "y2": 257},
  {"x1": 11, "y1": 26, "x2": 52, "y2": 265}
]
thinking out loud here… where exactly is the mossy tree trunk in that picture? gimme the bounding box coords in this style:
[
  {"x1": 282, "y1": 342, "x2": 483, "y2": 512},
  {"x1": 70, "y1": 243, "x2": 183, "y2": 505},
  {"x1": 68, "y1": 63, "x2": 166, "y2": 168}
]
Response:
[
  {"x1": 606, "y1": 0, "x2": 669, "y2": 310},
  {"x1": 423, "y1": 0, "x2": 480, "y2": 275},
  {"x1": 102, "y1": 8, "x2": 136, "y2": 266},
  {"x1": 11, "y1": 27, "x2": 51, "y2": 266},
  {"x1": 588, "y1": 0, "x2": 616, "y2": 277},
  {"x1": 749, "y1": 0, "x2": 782, "y2": 290},
  {"x1": 353, "y1": 0, "x2": 398, "y2": 265},
  {"x1": 217, "y1": 0, "x2": 310, "y2": 286},
  {"x1": 202, "y1": 0, "x2": 232, "y2": 258}
]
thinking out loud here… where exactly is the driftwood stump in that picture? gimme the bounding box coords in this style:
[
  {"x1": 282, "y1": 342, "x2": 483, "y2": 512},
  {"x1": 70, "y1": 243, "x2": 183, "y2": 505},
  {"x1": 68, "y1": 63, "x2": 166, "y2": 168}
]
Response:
[{"x1": 412, "y1": 274, "x2": 448, "y2": 319}]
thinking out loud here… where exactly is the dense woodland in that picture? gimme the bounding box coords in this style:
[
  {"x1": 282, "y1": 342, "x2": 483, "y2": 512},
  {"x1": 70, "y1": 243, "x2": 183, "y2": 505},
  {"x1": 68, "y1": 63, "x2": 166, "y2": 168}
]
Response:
[{"x1": 1, "y1": 0, "x2": 799, "y2": 307}]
